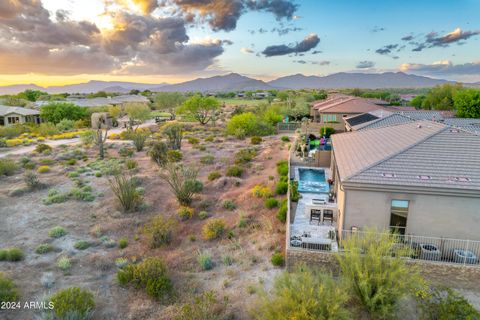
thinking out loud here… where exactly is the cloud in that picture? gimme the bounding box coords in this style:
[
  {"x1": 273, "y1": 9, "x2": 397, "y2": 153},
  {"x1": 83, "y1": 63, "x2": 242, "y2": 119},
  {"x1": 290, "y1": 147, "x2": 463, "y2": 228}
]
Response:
[
  {"x1": 271, "y1": 26, "x2": 303, "y2": 36},
  {"x1": 356, "y1": 61, "x2": 375, "y2": 69},
  {"x1": 311, "y1": 50, "x2": 322, "y2": 54},
  {"x1": 375, "y1": 44, "x2": 398, "y2": 55},
  {"x1": 292, "y1": 15, "x2": 301, "y2": 20},
  {"x1": 294, "y1": 60, "x2": 307, "y2": 64},
  {"x1": 411, "y1": 28, "x2": 480, "y2": 51},
  {"x1": 401, "y1": 35, "x2": 414, "y2": 41},
  {"x1": 312, "y1": 60, "x2": 330, "y2": 66},
  {"x1": 114, "y1": 0, "x2": 159, "y2": 14},
  {"x1": 241, "y1": 47, "x2": 253, "y2": 54},
  {"x1": 0, "y1": 1, "x2": 225, "y2": 75},
  {"x1": 400, "y1": 60, "x2": 480, "y2": 76},
  {"x1": 262, "y1": 33, "x2": 320, "y2": 57},
  {"x1": 371, "y1": 26, "x2": 385, "y2": 33},
  {"x1": 165, "y1": 0, "x2": 297, "y2": 32}
]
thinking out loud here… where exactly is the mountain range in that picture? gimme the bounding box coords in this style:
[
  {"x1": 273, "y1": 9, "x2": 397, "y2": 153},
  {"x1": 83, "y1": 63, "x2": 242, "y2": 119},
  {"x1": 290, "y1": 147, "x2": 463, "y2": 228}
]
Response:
[{"x1": 0, "y1": 72, "x2": 476, "y2": 95}]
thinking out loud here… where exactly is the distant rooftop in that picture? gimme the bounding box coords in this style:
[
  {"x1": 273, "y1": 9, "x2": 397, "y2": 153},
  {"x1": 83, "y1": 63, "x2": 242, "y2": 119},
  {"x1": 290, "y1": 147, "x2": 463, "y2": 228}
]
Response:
[
  {"x1": 312, "y1": 96, "x2": 386, "y2": 114},
  {"x1": 0, "y1": 105, "x2": 40, "y2": 116}
]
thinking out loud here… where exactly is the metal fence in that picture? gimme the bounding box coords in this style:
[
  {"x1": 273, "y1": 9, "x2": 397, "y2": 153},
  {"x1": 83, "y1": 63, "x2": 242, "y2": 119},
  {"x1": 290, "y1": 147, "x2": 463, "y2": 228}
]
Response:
[
  {"x1": 277, "y1": 122, "x2": 301, "y2": 133},
  {"x1": 289, "y1": 229, "x2": 480, "y2": 267}
]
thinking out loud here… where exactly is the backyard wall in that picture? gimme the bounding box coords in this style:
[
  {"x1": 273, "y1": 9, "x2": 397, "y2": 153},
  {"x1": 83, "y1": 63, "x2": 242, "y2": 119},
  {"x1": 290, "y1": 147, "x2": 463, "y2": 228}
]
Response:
[{"x1": 286, "y1": 248, "x2": 480, "y2": 289}]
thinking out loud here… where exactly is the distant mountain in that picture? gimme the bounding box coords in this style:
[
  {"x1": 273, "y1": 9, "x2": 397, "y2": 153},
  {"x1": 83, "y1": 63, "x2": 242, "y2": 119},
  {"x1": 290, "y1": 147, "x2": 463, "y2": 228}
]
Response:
[
  {"x1": 46, "y1": 80, "x2": 168, "y2": 94},
  {"x1": 0, "y1": 84, "x2": 45, "y2": 95},
  {"x1": 154, "y1": 73, "x2": 273, "y2": 92},
  {"x1": 268, "y1": 72, "x2": 452, "y2": 89}
]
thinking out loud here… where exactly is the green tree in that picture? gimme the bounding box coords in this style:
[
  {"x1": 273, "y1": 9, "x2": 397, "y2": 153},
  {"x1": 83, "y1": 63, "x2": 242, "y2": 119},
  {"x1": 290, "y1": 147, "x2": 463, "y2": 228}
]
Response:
[
  {"x1": 17, "y1": 89, "x2": 48, "y2": 102},
  {"x1": 253, "y1": 266, "x2": 351, "y2": 320},
  {"x1": 410, "y1": 95, "x2": 426, "y2": 109},
  {"x1": 178, "y1": 95, "x2": 220, "y2": 125},
  {"x1": 454, "y1": 89, "x2": 480, "y2": 118},
  {"x1": 337, "y1": 229, "x2": 425, "y2": 319},
  {"x1": 40, "y1": 102, "x2": 88, "y2": 124},
  {"x1": 124, "y1": 102, "x2": 151, "y2": 129},
  {"x1": 226, "y1": 112, "x2": 274, "y2": 137},
  {"x1": 277, "y1": 91, "x2": 289, "y2": 101},
  {"x1": 153, "y1": 92, "x2": 186, "y2": 120},
  {"x1": 422, "y1": 84, "x2": 462, "y2": 110}
]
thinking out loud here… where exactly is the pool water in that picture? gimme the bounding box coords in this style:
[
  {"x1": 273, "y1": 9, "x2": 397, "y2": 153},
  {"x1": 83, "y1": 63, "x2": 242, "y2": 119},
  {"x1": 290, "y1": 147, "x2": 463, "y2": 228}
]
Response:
[{"x1": 298, "y1": 168, "x2": 330, "y2": 193}]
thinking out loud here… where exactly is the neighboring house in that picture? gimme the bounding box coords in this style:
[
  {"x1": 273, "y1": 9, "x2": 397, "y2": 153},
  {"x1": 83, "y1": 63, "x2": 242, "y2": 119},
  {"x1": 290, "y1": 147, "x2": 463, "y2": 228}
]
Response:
[
  {"x1": 443, "y1": 118, "x2": 480, "y2": 135},
  {"x1": 330, "y1": 120, "x2": 480, "y2": 241},
  {"x1": 310, "y1": 95, "x2": 387, "y2": 132},
  {"x1": 0, "y1": 105, "x2": 41, "y2": 126}
]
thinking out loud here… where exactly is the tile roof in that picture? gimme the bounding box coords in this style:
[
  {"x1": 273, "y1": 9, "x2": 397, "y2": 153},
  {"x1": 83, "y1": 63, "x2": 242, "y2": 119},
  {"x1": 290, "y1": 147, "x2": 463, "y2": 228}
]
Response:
[
  {"x1": 313, "y1": 96, "x2": 384, "y2": 114},
  {"x1": 357, "y1": 113, "x2": 415, "y2": 130},
  {"x1": 332, "y1": 120, "x2": 480, "y2": 191},
  {"x1": 66, "y1": 95, "x2": 149, "y2": 107},
  {"x1": 443, "y1": 118, "x2": 480, "y2": 135},
  {"x1": 396, "y1": 110, "x2": 445, "y2": 121},
  {"x1": 0, "y1": 105, "x2": 40, "y2": 116},
  {"x1": 331, "y1": 120, "x2": 446, "y2": 182}
]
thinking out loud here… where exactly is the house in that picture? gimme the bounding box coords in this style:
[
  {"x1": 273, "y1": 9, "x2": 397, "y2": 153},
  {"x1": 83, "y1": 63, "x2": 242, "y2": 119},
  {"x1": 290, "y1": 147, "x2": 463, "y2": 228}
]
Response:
[
  {"x1": 330, "y1": 120, "x2": 480, "y2": 241},
  {"x1": 0, "y1": 105, "x2": 41, "y2": 126},
  {"x1": 310, "y1": 95, "x2": 388, "y2": 132},
  {"x1": 65, "y1": 95, "x2": 150, "y2": 108}
]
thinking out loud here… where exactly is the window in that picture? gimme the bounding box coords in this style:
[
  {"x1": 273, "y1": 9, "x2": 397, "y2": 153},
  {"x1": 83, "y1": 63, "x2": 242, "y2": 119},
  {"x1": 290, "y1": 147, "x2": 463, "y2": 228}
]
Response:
[
  {"x1": 7, "y1": 116, "x2": 20, "y2": 124},
  {"x1": 390, "y1": 200, "x2": 409, "y2": 235},
  {"x1": 322, "y1": 114, "x2": 337, "y2": 123}
]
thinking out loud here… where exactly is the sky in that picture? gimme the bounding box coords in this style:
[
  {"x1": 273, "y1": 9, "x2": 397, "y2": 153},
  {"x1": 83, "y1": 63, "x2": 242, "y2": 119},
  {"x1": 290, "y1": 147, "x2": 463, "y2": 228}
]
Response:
[{"x1": 0, "y1": 0, "x2": 479, "y2": 86}]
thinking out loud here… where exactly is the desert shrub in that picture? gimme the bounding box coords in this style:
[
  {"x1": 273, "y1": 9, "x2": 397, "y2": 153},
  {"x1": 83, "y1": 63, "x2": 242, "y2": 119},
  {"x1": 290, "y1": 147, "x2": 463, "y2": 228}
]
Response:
[
  {"x1": 222, "y1": 199, "x2": 236, "y2": 211},
  {"x1": 277, "y1": 200, "x2": 288, "y2": 223},
  {"x1": 270, "y1": 251, "x2": 284, "y2": 267},
  {"x1": 276, "y1": 160, "x2": 288, "y2": 176},
  {"x1": 0, "y1": 273, "x2": 19, "y2": 303},
  {"x1": 74, "y1": 240, "x2": 91, "y2": 250},
  {"x1": 280, "y1": 136, "x2": 290, "y2": 142},
  {"x1": 49, "y1": 226, "x2": 67, "y2": 238},
  {"x1": 148, "y1": 141, "x2": 168, "y2": 167},
  {"x1": 197, "y1": 251, "x2": 214, "y2": 271},
  {"x1": 226, "y1": 112, "x2": 274, "y2": 137},
  {"x1": 275, "y1": 181, "x2": 288, "y2": 195},
  {"x1": 160, "y1": 163, "x2": 199, "y2": 206},
  {"x1": 24, "y1": 171, "x2": 42, "y2": 189},
  {"x1": 0, "y1": 248, "x2": 24, "y2": 261},
  {"x1": 234, "y1": 148, "x2": 257, "y2": 164},
  {"x1": 208, "y1": 171, "x2": 221, "y2": 181},
  {"x1": 80, "y1": 130, "x2": 96, "y2": 145},
  {"x1": 131, "y1": 131, "x2": 148, "y2": 152},
  {"x1": 226, "y1": 165, "x2": 243, "y2": 177},
  {"x1": 290, "y1": 181, "x2": 299, "y2": 202},
  {"x1": 162, "y1": 122, "x2": 183, "y2": 150},
  {"x1": 118, "y1": 146, "x2": 135, "y2": 157},
  {"x1": 238, "y1": 214, "x2": 249, "y2": 228},
  {"x1": 320, "y1": 126, "x2": 335, "y2": 138},
  {"x1": 69, "y1": 186, "x2": 95, "y2": 202},
  {"x1": 35, "y1": 143, "x2": 52, "y2": 154},
  {"x1": 202, "y1": 218, "x2": 226, "y2": 240},
  {"x1": 337, "y1": 229, "x2": 424, "y2": 318},
  {"x1": 115, "y1": 257, "x2": 129, "y2": 269},
  {"x1": 37, "y1": 165, "x2": 51, "y2": 174},
  {"x1": 57, "y1": 256, "x2": 72, "y2": 272},
  {"x1": 117, "y1": 257, "x2": 173, "y2": 300},
  {"x1": 265, "y1": 197, "x2": 279, "y2": 209},
  {"x1": 118, "y1": 238, "x2": 128, "y2": 249},
  {"x1": 66, "y1": 158, "x2": 76, "y2": 165},
  {"x1": 43, "y1": 188, "x2": 68, "y2": 205},
  {"x1": 252, "y1": 184, "x2": 273, "y2": 199},
  {"x1": 188, "y1": 137, "x2": 199, "y2": 145},
  {"x1": 49, "y1": 287, "x2": 95, "y2": 320},
  {"x1": 167, "y1": 149, "x2": 183, "y2": 162},
  {"x1": 108, "y1": 173, "x2": 143, "y2": 212},
  {"x1": 175, "y1": 291, "x2": 227, "y2": 320},
  {"x1": 35, "y1": 243, "x2": 54, "y2": 254},
  {"x1": 253, "y1": 267, "x2": 351, "y2": 320},
  {"x1": 56, "y1": 119, "x2": 75, "y2": 132},
  {"x1": 143, "y1": 215, "x2": 176, "y2": 248},
  {"x1": 198, "y1": 211, "x2": 209, "y2": 220},
  {"x1": 200, "y1": 154, "x2": 215, "y2": 165},
  {"x1": 125, "y1": 159, "x2": 138, "y2": 170},
  {"x1": 39, "y1": 158, "x2": 55, "y2": 166},
  {"x1": 251, "y1": 136, "x2": 262, "y2": 145},
  {"x1": 419, "y1": 287, "x2": 480, "y2": 320},
  {"x1": 177, "y1": 206, "x2": 194, "y2": 220},
  {"x1": 0, "y1": 159, "x2": 18, "y2": 176}
]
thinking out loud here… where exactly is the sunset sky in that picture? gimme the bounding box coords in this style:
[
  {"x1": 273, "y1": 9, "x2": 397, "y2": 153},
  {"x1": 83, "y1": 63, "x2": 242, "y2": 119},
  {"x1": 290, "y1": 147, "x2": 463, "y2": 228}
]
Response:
[{"x1": 0, "y1": 0, "x2": 479, "y2": 86}]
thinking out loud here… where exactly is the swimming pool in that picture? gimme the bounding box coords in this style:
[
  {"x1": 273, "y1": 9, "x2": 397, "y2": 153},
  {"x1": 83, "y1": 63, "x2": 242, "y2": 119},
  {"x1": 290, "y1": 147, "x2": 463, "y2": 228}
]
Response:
[{"x1": 298, "y1": 168, "x2": 330, "y2": 193}]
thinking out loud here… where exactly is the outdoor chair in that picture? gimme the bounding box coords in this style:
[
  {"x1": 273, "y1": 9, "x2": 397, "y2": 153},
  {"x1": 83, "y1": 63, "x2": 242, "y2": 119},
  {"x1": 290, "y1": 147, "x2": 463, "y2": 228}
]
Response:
[
  {"x1": 323, "y1": 210, "x2": 334, "y2": 225},
  {"x1": 310, "y1": 210, "x2": 321, "y2": 225}
]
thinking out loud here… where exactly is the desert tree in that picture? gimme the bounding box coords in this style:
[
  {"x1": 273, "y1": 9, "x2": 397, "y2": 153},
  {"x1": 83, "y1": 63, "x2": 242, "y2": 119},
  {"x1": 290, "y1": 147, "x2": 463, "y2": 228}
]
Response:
[
  {"x1": 177, "y1": 94, "x2": 220, "y2": 125},
  {"x1": 125, "y1": 102, "x2": 151, "y2": 130},
  {"x1": 153, "y1": 92, "x2": 186, "y2": 120}
]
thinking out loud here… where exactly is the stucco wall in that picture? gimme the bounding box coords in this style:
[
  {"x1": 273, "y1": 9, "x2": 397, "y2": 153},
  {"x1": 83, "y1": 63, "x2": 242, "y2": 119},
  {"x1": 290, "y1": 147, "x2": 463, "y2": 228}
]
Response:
[{"x1": 343, "y1": 188, "x2": 480, "y2": 241}]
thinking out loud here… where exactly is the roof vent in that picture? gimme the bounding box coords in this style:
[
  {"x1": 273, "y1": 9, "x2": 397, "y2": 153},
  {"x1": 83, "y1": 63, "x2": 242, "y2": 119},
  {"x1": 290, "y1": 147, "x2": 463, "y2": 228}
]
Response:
[
  {"x1": 417, "y1": 175, "x2": 431, "y2": 180},
  {"x1": 417, "y1": 124, "x2": 422, "y2": 129},
  {"x1": 382, "y1": 173, "x2": 396, "y2": 178},
  {"x1": 449, "y1": 129, "x2": 460, "y2": 133},
  {"x1": 455, "y1": 177, "x2": 471, "y2": 182}
]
